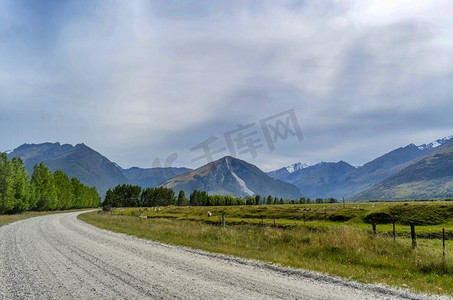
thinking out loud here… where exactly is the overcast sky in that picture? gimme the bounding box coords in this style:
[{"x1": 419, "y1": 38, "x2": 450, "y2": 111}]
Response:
[{"x1": 1, "y1": 0, "x2": 453, "y2": 171}]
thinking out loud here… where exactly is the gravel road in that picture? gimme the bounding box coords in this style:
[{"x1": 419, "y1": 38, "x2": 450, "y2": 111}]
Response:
[{"x1": 0, "y1": 211, "x2": 443, "y2": 299}]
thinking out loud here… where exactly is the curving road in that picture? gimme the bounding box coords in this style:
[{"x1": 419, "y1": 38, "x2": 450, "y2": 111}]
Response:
[{"x1": 0, "y1": 211, "x2": 437, "y2": 299}]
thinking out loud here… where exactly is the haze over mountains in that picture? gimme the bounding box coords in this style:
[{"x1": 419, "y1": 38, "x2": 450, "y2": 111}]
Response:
[{"x1": 6, "y1": 135, "x2": 453, "y2": 200}]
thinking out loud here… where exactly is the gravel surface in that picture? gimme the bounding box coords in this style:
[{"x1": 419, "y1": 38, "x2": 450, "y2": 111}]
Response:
[{"x1": 0, "y1": 211, "x2": 445, "y2": 299}]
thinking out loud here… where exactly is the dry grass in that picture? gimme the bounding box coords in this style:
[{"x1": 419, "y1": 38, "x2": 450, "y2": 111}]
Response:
[{"x1": 80, "y1": 211, "x2": 453, "y2": 296}]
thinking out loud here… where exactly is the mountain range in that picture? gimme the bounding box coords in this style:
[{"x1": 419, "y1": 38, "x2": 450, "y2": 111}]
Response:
[
  {"x1": 352, "y1": 138, "x2": 453, "y2": 200},
  {"x1": 6, "y1": 135, "x2": 453, "y2": 200},
  {"x1": 267, "y1": 136, "x2": 453, "y2": 200}
]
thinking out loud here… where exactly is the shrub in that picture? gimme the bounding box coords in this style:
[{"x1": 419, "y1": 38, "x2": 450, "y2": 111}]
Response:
[{"x1": 364, "y1": 212, "x2": 393, "y2": 224}]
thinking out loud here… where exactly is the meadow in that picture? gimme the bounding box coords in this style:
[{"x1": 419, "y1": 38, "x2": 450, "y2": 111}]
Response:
[{"x1": 79, "y1": 201, "x2": 453, "y2": 295}]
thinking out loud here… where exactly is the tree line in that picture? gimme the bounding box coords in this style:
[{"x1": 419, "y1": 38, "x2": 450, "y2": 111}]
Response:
[
  {"x1": 102, "y1": 184, "x2": 339, "y2": 208},
  {"x1": 0, "y1": 153, "x2": 100, "y2": 214},
  {"x1": 103, "y1": 185, "x2": 179, "y2": 207}
]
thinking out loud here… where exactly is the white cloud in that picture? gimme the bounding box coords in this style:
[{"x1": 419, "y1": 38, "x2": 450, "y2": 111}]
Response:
[{"x1": 1, "y1": 0, "x2": 452, "y2": 170}]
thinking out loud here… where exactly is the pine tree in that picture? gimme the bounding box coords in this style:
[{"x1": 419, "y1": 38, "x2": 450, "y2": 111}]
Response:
[
  {"x1": 177, "y1": 190, "x2": 188, "y2": 206},
  {"x1": 266, "y1": 195, "x2": 272, "y2": 205}
]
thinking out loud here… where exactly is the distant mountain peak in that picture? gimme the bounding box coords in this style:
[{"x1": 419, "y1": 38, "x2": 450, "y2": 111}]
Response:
[
  {"x1": 285, "y1": 162, "x2": 311, "y2": 173},
  {"x1": 162, "y1": 155, "x2": 301, "y2": 199},
  {"x1": 223, "y1": 156, "x2": 255, "y2": 196},
  {"x1": 417, "y1": 135, "x2": 453, "y2": 151}
]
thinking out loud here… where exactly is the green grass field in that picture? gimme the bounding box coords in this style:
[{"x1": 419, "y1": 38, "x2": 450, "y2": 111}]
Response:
[{"x1": 79, "y1": 202, "x2": 453, "y2": 296}]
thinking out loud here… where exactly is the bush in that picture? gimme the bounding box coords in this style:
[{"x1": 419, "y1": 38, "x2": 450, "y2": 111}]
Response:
[
  {"x1": 328, "y1": 208, "x2": 362, "y2": 222},
  {"x1": 364, "y1": 212, "x2": 393, "y2": 224}
]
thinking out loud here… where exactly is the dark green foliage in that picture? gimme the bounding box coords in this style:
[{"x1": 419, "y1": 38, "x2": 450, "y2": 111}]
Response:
[
  {"x1": 177, "y1": 190, "x2": 188, "y2": 206},
  {"x1": 254, "y1": 195, "x2": 261, "y2": 205},
  {"x1": 101, "y1": 184, "x2": 344, "y2": 209},
  {"x1": 328, "y1": 208, "x2": 362, "y2": 222},
  {"x1": 0, "y1": 153, "x2": 100, "y2": 214},
  {"x1": 104, "y1": 184, "x2": 142, "y2": 207},
  {"x1": 246, "y1": 197, "x2": 255, "y2": 205},
  {"x1": 184, "y1": 191, "x2": 244, "y2": 207},
  {"x1": 364, "y1": 212, "x2": 394, "y2": 224},
  {"x1": 142, "y1": 186, "x2": 175, "y2": 207},
  {"x1": 189, "y1": 190, "x2": 209, "y2": 206},
  {"x1": 103, "y1": 184, "x2": 176, "y2": 207},
  {"x1": 266, "y1": 195, "x2": 273, "y2": 205}
]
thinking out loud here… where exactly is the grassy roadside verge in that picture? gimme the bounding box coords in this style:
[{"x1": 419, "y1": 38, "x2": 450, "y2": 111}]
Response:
[
  {"x1": 79, "y1": 211, "x2": 452, "y2": 296},
  {"x1": 0, "y1": 208, "x2": 94, "y2": 227}
]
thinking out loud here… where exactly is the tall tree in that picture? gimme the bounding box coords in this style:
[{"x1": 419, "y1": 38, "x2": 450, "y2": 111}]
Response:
[
  {"x1": 177, "y1": 190, "x2": 188, "y2": 206},
  {"x1": 0, "y1": 153, "x2": 15, "y2": 213},
  {"x1": 31, "y1": 163, "x2": 58, "y2": 211},
  {"x1": 11, "y1": 157, "x2": 31, "y2": 213},
  {"x1": 54, "y1": 170, "x2": 74, "y2": 210}
]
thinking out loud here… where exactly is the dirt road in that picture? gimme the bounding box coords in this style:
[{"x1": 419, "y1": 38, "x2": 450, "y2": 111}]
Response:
[{"x1": 0, "y1": 211, "x2": 438, "y2": 299}]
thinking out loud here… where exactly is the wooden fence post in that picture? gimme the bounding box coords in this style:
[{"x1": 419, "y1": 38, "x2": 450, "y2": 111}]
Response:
[
  {"x1": 303, "y1": 212, "x2": 306, "y2": 225},
  {"x1": 392, "y1": 218, "x2": 396, "y2": 242},
  {"x1": 273, "y1": 218, "x2": 276, "y2": 227},
  {"x1": 410, "y1": 222, "x2": 417, "y2": 249},
  {"x1": 371, "y1": 220, "x2": 376, "y2": 236},
  {"x1": 222, "y1": 213, "x2": 226, "y2": 228},
  {"x1": 443, "y1": 228, "x2": 446, "y2": 259}
]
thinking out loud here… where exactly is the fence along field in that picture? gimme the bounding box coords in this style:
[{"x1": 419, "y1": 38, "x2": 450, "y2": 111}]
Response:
[
  {"x1": 85, "y1": 201, "x2": 453, "y2": 295},
  {"x1": 112, "y1": 201, "x2": 452, "y2": 239}
]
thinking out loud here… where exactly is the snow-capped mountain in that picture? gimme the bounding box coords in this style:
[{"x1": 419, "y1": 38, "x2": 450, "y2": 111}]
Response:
[
  {"x1": 354, "y1": 137, "x2": 453, "y2": 200},
  {"x1": 267, "y1": 162, "x2": 312, "y2": 181},
  {"x1": 285, "y1": 162, "x2": 311, "y2": 173},
  {"x1": 417, "y1": 135, "x2": 453, "y2": 151},
  {"x1": 162, "y1": 156, "x2": 301, "y2": 199}
]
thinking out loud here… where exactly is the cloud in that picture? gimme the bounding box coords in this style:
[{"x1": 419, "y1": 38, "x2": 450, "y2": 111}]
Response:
[{"x1": 0, "y1": 0, "x2": 452, "y2": 171}]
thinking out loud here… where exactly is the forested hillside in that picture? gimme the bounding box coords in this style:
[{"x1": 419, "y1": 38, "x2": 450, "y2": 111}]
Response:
[{"x1": 0, "y1": 153, "x2": 100, "y2": 214}]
